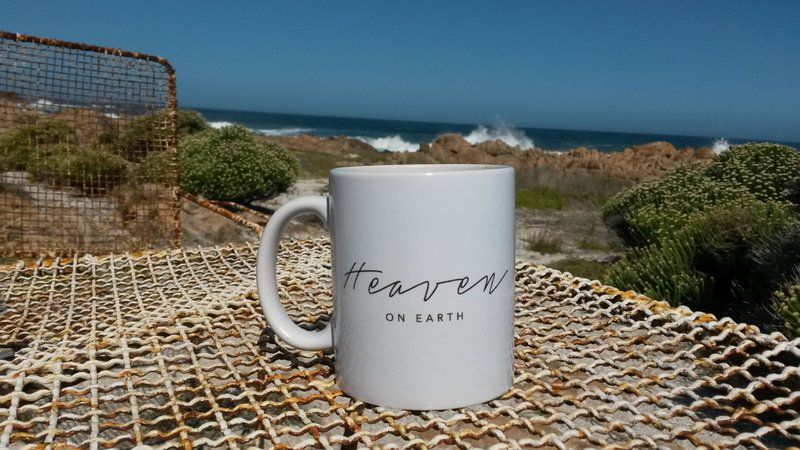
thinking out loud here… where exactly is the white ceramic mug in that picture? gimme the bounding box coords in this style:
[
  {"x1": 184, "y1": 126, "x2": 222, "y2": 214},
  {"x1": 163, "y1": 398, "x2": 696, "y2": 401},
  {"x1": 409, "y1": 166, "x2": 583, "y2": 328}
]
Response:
[{"x1": 256, "y1": 164, "x2": 515, "y2": 410}]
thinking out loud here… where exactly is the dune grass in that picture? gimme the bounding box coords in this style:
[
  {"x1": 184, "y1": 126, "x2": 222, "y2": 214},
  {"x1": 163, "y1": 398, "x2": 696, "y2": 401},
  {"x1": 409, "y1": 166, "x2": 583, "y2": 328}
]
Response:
[
  {"x1": 576, "y1": 236, "x2": 622, "y2": 252},
  {"x1": 525, "y1": 230, "x2": 564, "y2": 254},
  {"x1": 516, "y1": 166, "x2": 630, "y2": 207}
]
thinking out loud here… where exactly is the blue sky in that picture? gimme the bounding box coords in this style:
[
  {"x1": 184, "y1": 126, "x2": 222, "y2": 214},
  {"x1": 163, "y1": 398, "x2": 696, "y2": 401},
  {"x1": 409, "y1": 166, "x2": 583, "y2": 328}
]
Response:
[{"x1": 3, "y1": 1, "x2": 799, "y2": 141}]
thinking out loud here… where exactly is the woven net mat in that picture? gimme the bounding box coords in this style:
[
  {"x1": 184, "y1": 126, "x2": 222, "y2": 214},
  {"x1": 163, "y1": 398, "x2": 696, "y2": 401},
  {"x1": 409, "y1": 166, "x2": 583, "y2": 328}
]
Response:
[{"x1": 0, "y1": 239, "x2": 798, "y2": 449}]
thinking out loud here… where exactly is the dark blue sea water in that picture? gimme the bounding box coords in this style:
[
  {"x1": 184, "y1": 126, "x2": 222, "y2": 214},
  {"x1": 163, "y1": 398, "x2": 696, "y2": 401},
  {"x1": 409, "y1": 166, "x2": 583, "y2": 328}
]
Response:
[{"x1": 194, "y1": 107, "x2": 798, "y2": 153}]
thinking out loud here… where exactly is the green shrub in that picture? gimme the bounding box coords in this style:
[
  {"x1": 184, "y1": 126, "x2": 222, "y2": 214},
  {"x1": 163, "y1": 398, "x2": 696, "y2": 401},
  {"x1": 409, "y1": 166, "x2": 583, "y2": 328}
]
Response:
[
  {"x1": 706, "y1": 142, "x2": 800, "y2": 202},
  {"x1": 604, "y1": 143, "x2": 800, "y2": 245},
  {"x1": 134, "y1": 150, "x2": 175, "y2": 184},
  {"x1": 28, "y1": 143, "x2": 129, "y2": 193},
  {"x1": 748, "y1": 224, "x2": 800, "y2": 288},
  {"x1": 775, "y1": 270, "x2": 800, "y2": 337},
  {"x1": 0, "y1": 119, "x2": 77, "y2": 170},
  {"x1": 177, "y1": 110, "x2": 209, "y2": 136},
  {"x1": 608, "y1": 230, "x2": 705, "y2": 306},
  {"x1": 787, "y1": 176, "x2": 800, "y2": 207},
  {"x1": 114, "y1": 112, "x2": 172, "y2": 162},
  {"x1": 180, "y1": 125, "x2": 299, "y2": 202},
  {"x1": 603, "y1": 165, "x2": 755, "y2": 245},
  {"x1": 608, "y1": 198, "x2": 794, "y2": 309}
]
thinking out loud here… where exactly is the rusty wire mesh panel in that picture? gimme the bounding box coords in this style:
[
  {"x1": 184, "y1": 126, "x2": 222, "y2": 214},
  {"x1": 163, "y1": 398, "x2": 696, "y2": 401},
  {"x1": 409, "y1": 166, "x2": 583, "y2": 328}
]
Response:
[
  {"x1": 0, "y1": 31, "x2": 179, "y2": 258},
  {"x1": 0, "y1": 239, "x2": 798, "y2": 448}
]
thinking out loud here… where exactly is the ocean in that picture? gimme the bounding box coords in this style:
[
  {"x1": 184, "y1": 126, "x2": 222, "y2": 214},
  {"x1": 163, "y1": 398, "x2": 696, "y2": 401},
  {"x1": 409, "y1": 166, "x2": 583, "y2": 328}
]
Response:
[{"x1": 193, "y1": 107, "x2": 797, "y2": 153}]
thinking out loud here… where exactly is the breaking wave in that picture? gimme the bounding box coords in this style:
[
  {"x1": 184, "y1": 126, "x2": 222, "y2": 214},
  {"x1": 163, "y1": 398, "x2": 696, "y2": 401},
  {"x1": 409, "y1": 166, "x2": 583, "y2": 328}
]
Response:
[
  {"x1": 464, "y1": 125, "x2": 535, "y2": 149},
  {"x1": 712, "y1": 137, "x2": 730, "y2": 154},
  {"x1": 207, "y1": 121, "x2": 313, "y2": 136},
  {"x1": 356, "y1": 135, "x2": 418, "y2": 152},
  {"x1": 208, "y1": 121, "x2": 234, "y2": 129},
  {"x1": 254, "y1": 127, "x2": 313, "y2": 136}
]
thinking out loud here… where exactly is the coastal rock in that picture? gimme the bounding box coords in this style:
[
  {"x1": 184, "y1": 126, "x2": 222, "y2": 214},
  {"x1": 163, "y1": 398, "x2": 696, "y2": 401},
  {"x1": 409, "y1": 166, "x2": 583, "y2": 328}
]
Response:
[
  {"x1": 261, "y1": 134, "x2": 377, "y2": 155},
  {"x1": 259, "y1": 132, "x2": 714, "y2": 182},
  {"x1": 696, "y1": 147, "x2": 716, "y2": 159}
]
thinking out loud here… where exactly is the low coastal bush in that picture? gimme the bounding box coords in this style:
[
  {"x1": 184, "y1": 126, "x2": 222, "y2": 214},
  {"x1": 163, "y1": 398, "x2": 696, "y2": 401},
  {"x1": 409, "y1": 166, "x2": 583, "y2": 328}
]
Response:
[
  {"x1": 607, "y1": 229, "x2": 703, "y2": 305},
  {"x1": 28, "y1": 143, "x2": 129, "y2": 193},
  {"x1": 0, "y1": 118, "x2": 174, "y2": 194},
  {"x1": 0, "y1": 119, "x2": 77, "y2": 170},
  {"x1": 114, "y1": 112, "x2": 171, "y2": 162},
  {"x1": 603, "y1": 165, "x2": 755, "y2": 245},
  {"x1": 604, "y1": 142, "x2": 800, "y2": 326},
  {"x1": 180, "y1": 124, "x2": 299, "y2": 202},
  {"x1": 177, "y1": 110, "x2": 209, "y2": 136},
  {"x1": 706, "y1": 142, "x2": 800, "y2": 202},
  {"x1": 604, "y1": 143, "x2": 799, "y2": 245},
  {"x1": 133, "y1": 150, "x2": 175, "y2": 184},
  {"x1": 748, "y1": 224, "x2": 800, "y2": 293},
  {"x1": 609, "y1": 199, "x2": 794, "y2": 308},
  {"x1": 775, "y1": 271, "x2": 800, "y2": 337}
]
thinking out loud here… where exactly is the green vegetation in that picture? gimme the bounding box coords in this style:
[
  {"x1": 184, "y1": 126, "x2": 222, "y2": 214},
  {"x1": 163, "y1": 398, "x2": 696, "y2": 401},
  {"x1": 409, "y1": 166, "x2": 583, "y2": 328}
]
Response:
[
  {"x1": 177, "y1": 110, "x2": 210, "y2": 136},
  {"x1": 525, "y1": 230, "x2": 563, "y2": 254},
  {"x1": 181, "y1": 124, "x2": 299, "y2": 202},
  {"x1": 28, "y1": 143, "x2": 129, "y2": 193},
  {"x1": 549, "y1": 257, "x2": 610, "y2": 282},
  {"x1": 603, "y1": 142, "x2": 800, "y2": 334},
  {"x1": 775, "y1": 271, "x2": 800, "y2": 337},
  {"x1": 0, "y1": 119, "x2": 77, "y2": 170},
  {"x1": 290, "y1": 148, "x2": 361, "y2": 179},
  {"x1": 113, "y1": 112, "x2": 171, "y2": 162},
  {"x1": 517, "y1": 166, "x2": 631, "y2": 208},
  {"x1": 707, "y1": 142, "x2": 800, "y2": 202},
  {"x1": 133, "y1": 150, "x2": 175, "y2": 184},
  {"x1": 0, "y1": 119, "x2": 130, "y2": 193},
  {"x1": 576, "y1": 236, "x2": 620, "y2": 252},
  {"x1": 608, "y1": 200, "x2": 793, "y2": 307},
  {"x1": 105, "y1": 109, "x2": 203, "y2": 162},
  {"x1": 516, "y1": 187, "x2": 566, "y2": 210}
]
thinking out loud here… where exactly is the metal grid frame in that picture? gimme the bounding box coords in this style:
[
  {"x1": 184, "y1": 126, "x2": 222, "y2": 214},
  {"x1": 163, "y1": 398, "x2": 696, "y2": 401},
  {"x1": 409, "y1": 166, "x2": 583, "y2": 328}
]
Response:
[
  {"x1": 0, "y1": 31, "x2": 180, "y2": 258},
  {"x1": 0, "y1": 238, "x2": 797, "y2": 448}
]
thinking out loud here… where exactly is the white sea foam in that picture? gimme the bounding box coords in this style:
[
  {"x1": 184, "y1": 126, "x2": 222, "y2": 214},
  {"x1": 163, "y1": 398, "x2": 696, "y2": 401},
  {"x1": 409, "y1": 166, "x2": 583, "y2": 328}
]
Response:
[
  {"x1": 208, "y1": 121, "x2": 234, "y2": 129},
  {"x1": 356, "y1": 135, "x2": 419, "y2": 152},
  {"x1": 463, "y1": 125, "x2": 535, "y2": 149},
  {"x1": 712, "y1": 137, "x2": 730, "y2": 154},
  {"x1": 207, "y1": 121, "x2": 313, "y2": 136},
  {"x1": 28, "y1": 99, "x2": 66, "y2": 112},
  {"x1": 255, "y1": 127, "x2": 314, "y2": 136}
]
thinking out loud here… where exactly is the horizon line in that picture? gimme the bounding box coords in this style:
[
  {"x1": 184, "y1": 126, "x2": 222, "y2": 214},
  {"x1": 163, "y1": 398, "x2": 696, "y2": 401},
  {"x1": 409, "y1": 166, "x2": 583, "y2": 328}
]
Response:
[{"x1": 185, "y1": 105, "x2": 799, "y2": 146}]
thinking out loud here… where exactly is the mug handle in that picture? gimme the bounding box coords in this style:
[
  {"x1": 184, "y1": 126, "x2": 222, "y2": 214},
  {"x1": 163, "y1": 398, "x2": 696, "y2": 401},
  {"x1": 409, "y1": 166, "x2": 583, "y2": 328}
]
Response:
[{"x1": 256, "y1": 195, "x2": 333, "y2": 351}]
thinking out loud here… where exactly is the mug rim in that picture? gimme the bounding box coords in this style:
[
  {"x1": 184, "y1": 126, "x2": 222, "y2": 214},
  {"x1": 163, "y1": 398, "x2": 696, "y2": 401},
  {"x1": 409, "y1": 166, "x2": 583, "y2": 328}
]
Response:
[{"x1": 330, "y1": 164, "x2": 513, "y2": 177}]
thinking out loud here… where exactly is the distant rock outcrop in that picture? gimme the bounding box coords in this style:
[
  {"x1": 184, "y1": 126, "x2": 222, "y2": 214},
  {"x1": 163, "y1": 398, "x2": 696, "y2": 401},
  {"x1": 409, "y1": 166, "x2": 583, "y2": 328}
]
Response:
[
  {"x1": 394, "y1": 135, "x2": 714, "y2": 181},
  {"x1": 261, "y1": 134, "x2": 376, "y2": 155},
  {"x1": 262, "y1": 133, "x2": 715, "y2": 182}
]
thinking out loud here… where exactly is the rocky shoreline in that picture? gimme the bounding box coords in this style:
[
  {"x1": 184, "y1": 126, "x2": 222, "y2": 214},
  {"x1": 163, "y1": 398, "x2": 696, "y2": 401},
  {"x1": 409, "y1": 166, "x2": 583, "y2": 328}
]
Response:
[{"x1": 264, "y1": 133, "x2": 716, "y2": 182}]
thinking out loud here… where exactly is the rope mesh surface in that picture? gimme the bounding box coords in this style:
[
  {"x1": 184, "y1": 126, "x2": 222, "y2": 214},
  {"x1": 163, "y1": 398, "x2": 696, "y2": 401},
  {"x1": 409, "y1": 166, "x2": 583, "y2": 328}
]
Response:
[
  {"x1": 0, "y1": 32, "x2": 179, "y2": 257},
  {"x1": 0, "y1": 239, "x2": 798, "y2": 449}
]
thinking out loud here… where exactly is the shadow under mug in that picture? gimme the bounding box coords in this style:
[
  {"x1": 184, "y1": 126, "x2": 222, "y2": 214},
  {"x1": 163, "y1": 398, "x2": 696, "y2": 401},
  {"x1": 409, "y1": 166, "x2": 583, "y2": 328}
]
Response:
[{"x1": 256, "y1": 164, "x2": 515, "y2": 410}]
